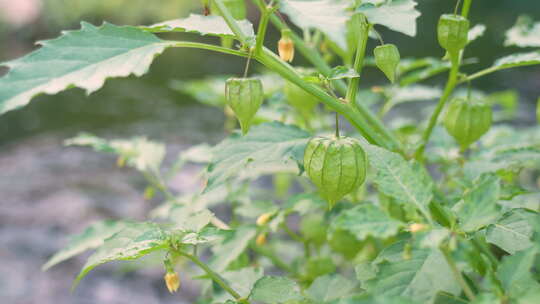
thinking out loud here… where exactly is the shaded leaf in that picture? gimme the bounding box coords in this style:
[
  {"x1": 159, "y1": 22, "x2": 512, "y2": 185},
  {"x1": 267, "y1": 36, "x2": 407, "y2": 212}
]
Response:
[
  {"x1": 486, "y1": 208, "x2": 538, "y2": 254},
  {"x1": 222, "y1": 267, "x2": 264, "y2": 299},
  {"x1": 250, "y1": 276, "x2": 303, "y2": 304},
  {"x1": 363, "y1": 144, "x2": 433, "y2": 221},
  {"x1": 333, "y1": 204, "x2": 406, "y2": 241},
  {"x1": 210, "y1": 226, "x2": 257, "y2": 272},
  {"x1": 306, "y1": 274, "x2": 355, "y2": 302},
  {"x1": 497, "y1": 245, "x2": 540, "y2": 298},
  {"x1": 205, "y1": 122, "x2": 310, "y2": 193},
  {"x1": 453, "y1": 174, "x2": 501, "y2": 233},
  {"x1": 0, "y1": 22, "x2": 174, "y2": 115}
]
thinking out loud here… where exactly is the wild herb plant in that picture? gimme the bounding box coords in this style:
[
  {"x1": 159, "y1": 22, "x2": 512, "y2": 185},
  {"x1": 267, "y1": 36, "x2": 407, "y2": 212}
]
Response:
[{"x1": 1, "y1": 0, "x2": 540, "y2": 303}]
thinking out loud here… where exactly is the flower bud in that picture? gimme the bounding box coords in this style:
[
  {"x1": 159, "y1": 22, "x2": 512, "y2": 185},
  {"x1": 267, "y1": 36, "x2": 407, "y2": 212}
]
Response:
[
  {"x1": 256, "y1": 233, "x2": 267, "y2": 246},
  {"x1": 409, "y1": 223, "x2": 428, "y2": 233},
  {"x1": 256, "y1": 212, "x2": 273, "y2": 226},
  {"x1": 164, "y1": 272, "x2": 180, "y2": 293},
  {"x1": 278, "y1": 29, "x2": 295, "y2": 62}
]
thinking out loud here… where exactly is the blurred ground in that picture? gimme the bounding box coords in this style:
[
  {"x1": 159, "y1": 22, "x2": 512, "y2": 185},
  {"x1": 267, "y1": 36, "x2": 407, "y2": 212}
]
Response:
[{"x1": 0, "y1": 0, "x2": 539, "y2": 303}]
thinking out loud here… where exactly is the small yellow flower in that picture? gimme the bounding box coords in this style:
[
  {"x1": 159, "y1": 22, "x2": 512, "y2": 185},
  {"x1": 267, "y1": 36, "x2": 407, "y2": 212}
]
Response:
[
  {"x1": 278, "y1": 29, "x2": 295, "y2": 62},
  {"x1": 256, "y1": 212, "x2": 273, "y2": 226},
  {"x1": 116, "y1": 156, "x2": 126, "y2": 168},
  {"x1": 164, "y1": 272, "x2": 180, "y2": 293},
  {"x1": 409, "y1": 223, "x2": 428, "y2": 233},
  {"x1": 256, "y1": 233, "x2": 267, "y2": 246}
]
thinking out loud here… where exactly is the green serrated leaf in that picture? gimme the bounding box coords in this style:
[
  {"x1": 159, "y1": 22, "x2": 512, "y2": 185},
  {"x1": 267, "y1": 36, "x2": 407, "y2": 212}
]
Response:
[
  {"x1": 222, "y1": 267, "x2": 264, "y2": 299},
  {"x1": 210, "y1": 226, "x2": 257, "y2": 272},
  {"x1": 453, "y1": 174, "x2": 501, "y2": 233},
  {"x1": 306, "y1": 274, "x2": 355, "y2": 302},
  {"x1": 505, "y1": 15, "x2": 540, "y2": 48},
  {"x1": 359, "y1": 0, "x2": 421, "y2": 37},
  {"x1": 363, "y1": 144, "x2": 433, "y2": 222},
  {"x1": 491, "y1": 51, "x2": 540, "y2": 71},
  {"x1": 327, "y1": 66, "x2": 360, "y2": 80},
  {"x1": 497, "y1": 245, "x2": 540, "y2": 298},
  {"x1": 486, "y1": 208, "x2": 538, "y2": 254},
  {"x1": 367, "y1": 245, "x2": 461, "y2": 303},
  {"x1": 74, "y1": 222, "x2": 169, "y2": 288},
  {"x1": 0, "y1": 22, "x2": 174, "y2": 115},
  {"x1": 143, "y1": 14, "x2": 254, "y2": 38},
  {"x1": 280, "y1": 0, "x2": 349, "y2": 49},
  {"x1": 169, "y1": 205, "x2": 214, "y2": 232},
  {"x1": 204, "y1": 122, "x2": 310, "y2": 193},
  {"x1": 250, "y1": 276, "x2": 303, "y2": 304},
  {"x1": 42, "y1": 220, "x2": 130, "y2": 271},
  {"x1": 333, "y1": 204, "x2": 406, "y2": 241}
]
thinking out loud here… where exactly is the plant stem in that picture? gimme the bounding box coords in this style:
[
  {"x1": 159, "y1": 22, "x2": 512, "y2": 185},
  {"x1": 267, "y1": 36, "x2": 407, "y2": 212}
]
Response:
[
  {"x1": 440, "y1": 246, "x2": 476, "y2": 301},
  {"x1": 461, "y1": 0, "x2": 473, "y2": 18},
  {"x1": 249, "y1": 0, "x2": 402, "y2": 153},
  {"x1": 414, "y1": 55, "x2": 460, "y2": 160},
  {"x1": 255, "y1": 4, "x2": 274, "y2": 54},
  {"x1": 179, "y1": 251, "x2": 245, "y2": 301},
  {"x1": 170, "y1": 41, "x2": 248, "y2": 57},
  {"x1": 345, "y1": 22, "x2": 370, "y2": 104},
  {"x1": 249, "y1": 242, "x2": 298, "y2": 276}
]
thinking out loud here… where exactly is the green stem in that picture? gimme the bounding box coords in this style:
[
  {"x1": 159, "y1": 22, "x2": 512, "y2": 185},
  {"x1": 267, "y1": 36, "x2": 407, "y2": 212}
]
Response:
[
  {"x1": 461, "y1": 66, "x2": 498, "y2": 83},
  {"x1": 249, "y1": 0, "x2": 402, "y2": 153},
  {"x1": 415, "y1": 54, "x2": 460, "y2": 160},
  {"x1": 440, "y1": 246, "x2": 476, "y2": 301},
  {"x1": 255, "y1": 4, "x2": 274, "y2": 54},
  {"x1": 461, "y1": 0, "x2": 473, "y2": 18},
  {"x1": 179, "y1": 251, "x2": 245, "y2": 301},
  {"x1": 213, "y1": 0, "x2": 251, "y2": 45},
  {"x1": 170, "y1": 41, "x2": 248, "y2": 57},
  {"x1": 346, "y1": 22, "x2": 370, "y2": 104}
]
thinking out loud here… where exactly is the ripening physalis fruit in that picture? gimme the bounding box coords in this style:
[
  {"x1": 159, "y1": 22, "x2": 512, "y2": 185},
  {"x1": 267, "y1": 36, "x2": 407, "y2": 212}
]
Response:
[
  {"x1": 278, "y1": 29, "x2": 295, "y2": 62},
  {"x1": 304, "y1": 136, "x2": 367, "y2": 208},
  {"x1": 164, "y1": 272, "x2": 180, "y2": 293},
  {"x1": 225, "y1": 77, "x2": 264, "y2": 135},
  {"x1": 438, "y1": 14, "x2": 469, "y2": 56},
  {"x1": 374, "y1": 44, "x2": 400, "y2": 83},
  {"x1": 443, "y1": 97, "x2": 492, "y2": 151}
]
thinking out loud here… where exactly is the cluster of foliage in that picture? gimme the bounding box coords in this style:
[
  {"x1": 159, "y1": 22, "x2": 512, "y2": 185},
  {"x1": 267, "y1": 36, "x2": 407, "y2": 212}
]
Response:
[{"x1": 1, "y1": 0, "x2": 540, "y2": 303}]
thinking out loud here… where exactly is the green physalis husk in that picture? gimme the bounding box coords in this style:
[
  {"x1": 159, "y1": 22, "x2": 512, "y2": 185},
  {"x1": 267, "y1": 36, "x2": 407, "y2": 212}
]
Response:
[
  {"x1": 225, "y1": 77, "x2": 263, "y2": 135},
  {"x1": 437, "y1": 14, "x2": 470, "y2": 57},
  {"x1": 374, "y1": 43, "x2": 400, "y2": 83},
  {"x1": 304, "y1": 136, "x2": 367, "y2": 208},
  {"x1": 443, "y1": 97, "x2": 492, "y2": 150}
]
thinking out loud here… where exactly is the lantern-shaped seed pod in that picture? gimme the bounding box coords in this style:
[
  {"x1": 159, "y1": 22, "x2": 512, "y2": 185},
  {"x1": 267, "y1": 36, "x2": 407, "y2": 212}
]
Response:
[
  {"x1": 438, "y1": 14, "x2": 469, "y2": 56},
  {"x1": 443, "y1": 97, "x2": 492, "y2": 151},
  {"x1": 304, "y1": 136, "x2": 367, "y2": 208},
  {"x1": 225, "y1": 77, "x2": 263, "y2": 135},
  {"x1": 374, "y1": 43, "x2": 400, "y2": 83}
]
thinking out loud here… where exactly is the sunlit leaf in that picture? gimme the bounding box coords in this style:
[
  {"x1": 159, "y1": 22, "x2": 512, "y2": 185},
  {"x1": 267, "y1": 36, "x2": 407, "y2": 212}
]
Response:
[
  {"x1": 250, "y1": 276, "x2": 303, "y2": 304},
  {"x1": 505, "y1": 15, "x2": 540, "y2": 48},
  {"x1": 486, "y1": 208, "x2": 538, "y2": 254},
  {"x1": 359, "y1": 0, "x2": 421, "y2": 37}
]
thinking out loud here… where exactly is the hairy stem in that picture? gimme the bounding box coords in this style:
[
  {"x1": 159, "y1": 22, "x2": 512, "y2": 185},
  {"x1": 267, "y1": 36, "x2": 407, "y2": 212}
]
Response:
[
  {"x1": 179, "y1": 251, "x2": 245, "y2": 301},
  {"x1": 440, "y1": 245, "x2": 476, "y2": 301}
]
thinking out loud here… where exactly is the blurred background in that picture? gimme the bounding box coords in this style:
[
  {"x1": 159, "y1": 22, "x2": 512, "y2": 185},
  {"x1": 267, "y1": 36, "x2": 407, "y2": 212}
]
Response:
[{"x1": 0, "y1": 1, "x2": 539, "y2": 303}]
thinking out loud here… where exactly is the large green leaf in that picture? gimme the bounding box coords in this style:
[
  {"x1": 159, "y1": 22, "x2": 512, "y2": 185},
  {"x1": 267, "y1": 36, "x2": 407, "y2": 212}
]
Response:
[
  {"x1": 367, "y1": 245, "x2": 461, "y2": 303},
  {"x1": 486, "y1": 208, "x2": 538, "y2": 254},
  {"x1": 333, "y1": 204, "x2": 406, "y2": 241},
  {"x1": 453, "y1": 174, "x2": 501, "y2": 233},
  {"x1": 221, "y1": 267, "x2": 264, "y2": 299},
  {"x1": 42, "y1": 220, "x2": 130, "y2": 270},
  {"x1": 280, "y1": 0, "x2": 349, "y2": 49},
  {"x1": 143, "y1": 14, "x2": 255, "y2": 38},
  {"x1": 204, "y1": 122, "x2": 310, "y2": 193},
  {"x1": 306, "y1": 274, "x2": 356, "y2": 303},
  {"x1": 505, "y1": 15, "x2": 540, "y2": 48},
  {"x1": 497, "y1": 245, "x2": 540, "y2": 299},
  {"x1": 363, "y1": 144, "x2": 433, "y2": 221},
  {"x1": 210, "y1": 226, "x2": 257, "y2": 272},
  {"x1": 250, "y1": 276, "x2": 303, "y2": 304},
  {"x1": 0, "y1": 22, "x2": 174, "y2": 115},
  {"x1": 74, "y1": 222, "x2": 169, "y2": 287},
  {"x1": 359, "y1": 0, "x2": 421, "y2": 37}
]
